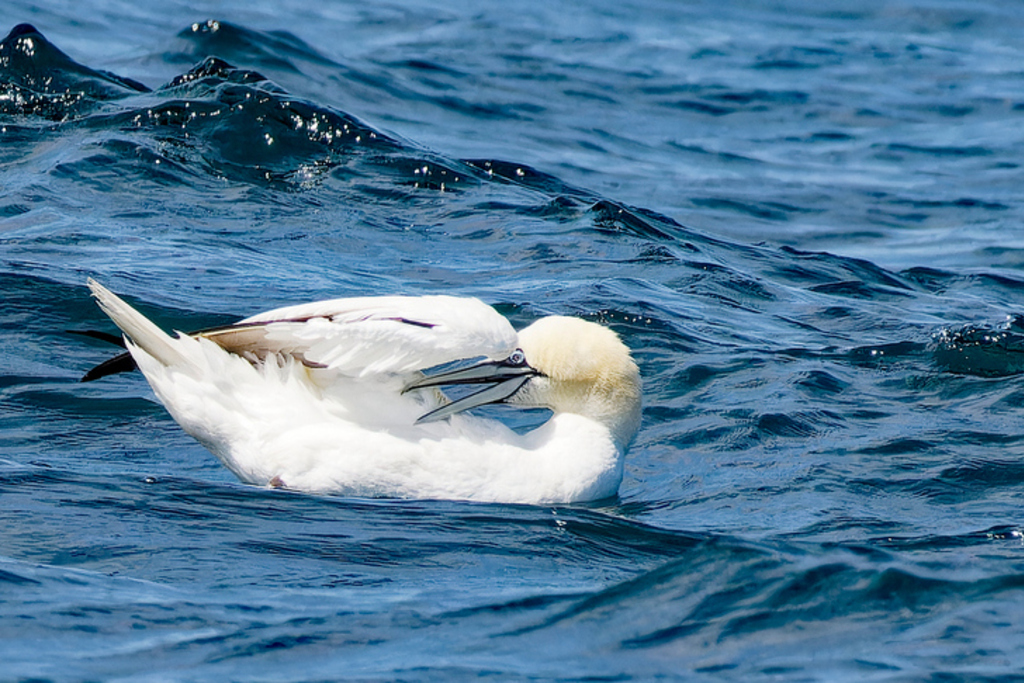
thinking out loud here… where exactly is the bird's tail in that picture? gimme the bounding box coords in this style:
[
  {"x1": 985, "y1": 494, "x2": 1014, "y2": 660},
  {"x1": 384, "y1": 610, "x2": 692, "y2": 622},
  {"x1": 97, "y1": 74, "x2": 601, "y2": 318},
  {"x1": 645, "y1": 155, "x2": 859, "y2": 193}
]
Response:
[{"x1": 87, "y1": 278, "x2": 187, "y2": 369}]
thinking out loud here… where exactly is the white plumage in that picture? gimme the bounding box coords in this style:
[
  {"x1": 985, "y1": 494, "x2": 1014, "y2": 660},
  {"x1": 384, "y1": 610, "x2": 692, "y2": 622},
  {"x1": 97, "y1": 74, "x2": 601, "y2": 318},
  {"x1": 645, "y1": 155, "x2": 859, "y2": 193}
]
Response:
[{"x1": 86, "y1": 279, "x2": 642, "y2": 504}]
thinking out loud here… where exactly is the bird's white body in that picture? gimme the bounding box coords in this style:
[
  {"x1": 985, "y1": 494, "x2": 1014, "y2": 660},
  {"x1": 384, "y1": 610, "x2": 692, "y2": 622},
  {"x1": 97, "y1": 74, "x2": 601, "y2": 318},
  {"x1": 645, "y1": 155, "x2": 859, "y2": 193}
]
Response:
[{"x1": 87, "y1": 280, "x2": 641, "y2": 504}]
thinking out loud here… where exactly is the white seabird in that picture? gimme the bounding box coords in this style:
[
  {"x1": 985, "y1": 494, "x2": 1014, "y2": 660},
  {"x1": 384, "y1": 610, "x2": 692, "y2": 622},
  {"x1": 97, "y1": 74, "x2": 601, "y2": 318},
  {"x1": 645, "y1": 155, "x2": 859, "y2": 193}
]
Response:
[{"x1": 85, "y1": 278, "x2": 642, "y2": 504}]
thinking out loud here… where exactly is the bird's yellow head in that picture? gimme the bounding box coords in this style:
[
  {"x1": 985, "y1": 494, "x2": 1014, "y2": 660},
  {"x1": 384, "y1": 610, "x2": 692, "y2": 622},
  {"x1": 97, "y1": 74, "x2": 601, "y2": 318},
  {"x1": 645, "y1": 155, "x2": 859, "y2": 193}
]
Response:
[{"x1": 513, "y1": 316, "x2": 642, "y2": 449}]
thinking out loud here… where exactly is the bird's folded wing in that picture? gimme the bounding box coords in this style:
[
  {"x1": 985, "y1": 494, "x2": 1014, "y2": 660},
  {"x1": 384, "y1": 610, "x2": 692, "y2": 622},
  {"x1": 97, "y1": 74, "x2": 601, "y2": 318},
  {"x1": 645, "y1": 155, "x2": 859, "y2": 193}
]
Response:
[{"x1": 197, "y1": 295, "x2": 518, "y2": 377}]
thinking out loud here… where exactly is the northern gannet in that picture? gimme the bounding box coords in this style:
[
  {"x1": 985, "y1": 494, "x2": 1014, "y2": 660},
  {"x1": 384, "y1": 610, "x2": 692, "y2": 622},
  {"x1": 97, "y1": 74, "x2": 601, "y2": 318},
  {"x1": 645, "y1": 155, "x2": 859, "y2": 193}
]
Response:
[{"x1": 84, "y1": 279, "x2": 642, "y2": 504}]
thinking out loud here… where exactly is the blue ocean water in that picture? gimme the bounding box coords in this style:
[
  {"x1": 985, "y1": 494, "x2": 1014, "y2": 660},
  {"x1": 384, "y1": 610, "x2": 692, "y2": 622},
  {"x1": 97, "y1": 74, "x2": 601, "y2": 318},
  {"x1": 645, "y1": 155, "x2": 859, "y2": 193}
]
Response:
[{"x1": 4, "y1": 0, "x2": 1024, "y2": 679}]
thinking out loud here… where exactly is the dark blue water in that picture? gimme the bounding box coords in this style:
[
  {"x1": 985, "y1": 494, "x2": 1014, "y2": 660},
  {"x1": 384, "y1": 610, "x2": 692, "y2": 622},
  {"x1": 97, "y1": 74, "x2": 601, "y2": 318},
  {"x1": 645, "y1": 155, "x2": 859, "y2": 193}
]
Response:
[{"x1": 4, "y1": 1, "x2": 1024, "y2": 679}]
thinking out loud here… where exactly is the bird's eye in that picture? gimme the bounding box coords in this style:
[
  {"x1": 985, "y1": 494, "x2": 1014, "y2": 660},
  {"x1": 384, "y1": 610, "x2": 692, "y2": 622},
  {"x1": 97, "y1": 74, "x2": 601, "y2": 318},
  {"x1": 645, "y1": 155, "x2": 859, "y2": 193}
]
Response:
[{"x1": 508, "y1": 349, "x2": 527, "y2": 366}]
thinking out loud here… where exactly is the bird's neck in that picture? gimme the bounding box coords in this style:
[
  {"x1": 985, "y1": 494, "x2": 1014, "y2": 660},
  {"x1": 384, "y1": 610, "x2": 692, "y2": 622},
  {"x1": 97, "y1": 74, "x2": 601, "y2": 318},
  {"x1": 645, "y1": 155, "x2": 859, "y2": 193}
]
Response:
[
  {"x1": 575, "y1": 387, "x2": 642, "y2": 453},
  {"x1": 523, "y1": 413, "x2": 625, "y2": 502}
]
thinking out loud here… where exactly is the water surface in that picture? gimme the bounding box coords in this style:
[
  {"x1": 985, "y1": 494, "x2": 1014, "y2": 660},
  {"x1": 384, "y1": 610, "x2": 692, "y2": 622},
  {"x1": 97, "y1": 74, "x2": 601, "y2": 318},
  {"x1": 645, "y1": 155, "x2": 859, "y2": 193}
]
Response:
[{"x1": 4, "y1": 1, "x2": 1024, "y2": 680}]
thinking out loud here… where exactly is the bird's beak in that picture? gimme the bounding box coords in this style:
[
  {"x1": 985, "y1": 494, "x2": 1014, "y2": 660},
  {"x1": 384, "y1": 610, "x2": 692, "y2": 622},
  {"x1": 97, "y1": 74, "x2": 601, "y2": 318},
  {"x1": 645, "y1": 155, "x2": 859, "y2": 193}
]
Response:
[{"x1": 404, "y1": 356, "x2": 538, "y2": 424}]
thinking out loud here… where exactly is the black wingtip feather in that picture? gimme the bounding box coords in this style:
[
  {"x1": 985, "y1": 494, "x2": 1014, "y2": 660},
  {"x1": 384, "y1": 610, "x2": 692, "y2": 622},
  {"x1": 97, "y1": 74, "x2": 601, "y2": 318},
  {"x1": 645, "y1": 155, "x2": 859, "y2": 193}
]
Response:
[
  {"x1": 80, "y1": 351, "x2": 138, "y2": 382},
  {"x1": 68, "y1": 329, "x2": 137, "y2": 381},
  {"x1": 67, "y1": 329, "x2": 128, "y2": 348}
]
